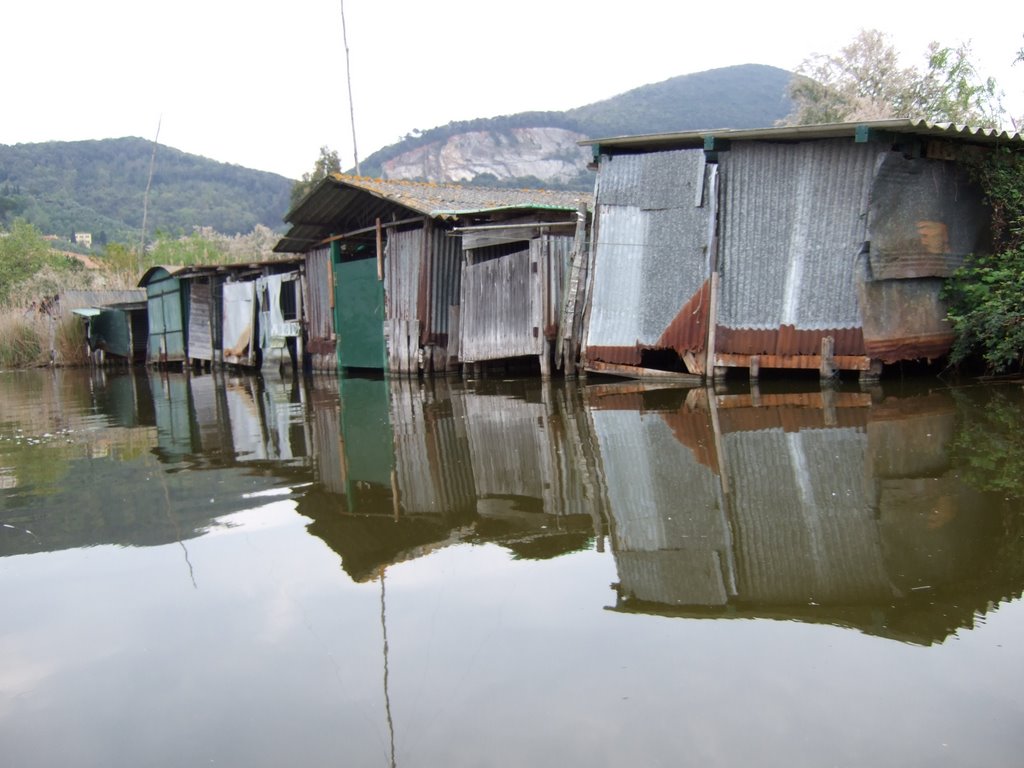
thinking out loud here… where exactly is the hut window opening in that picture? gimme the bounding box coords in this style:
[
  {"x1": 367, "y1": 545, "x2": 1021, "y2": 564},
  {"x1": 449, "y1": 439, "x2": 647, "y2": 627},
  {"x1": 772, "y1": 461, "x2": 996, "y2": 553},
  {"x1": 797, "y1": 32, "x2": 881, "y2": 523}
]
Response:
[{"x1": 279, "y1": 280, "x2": 298, "y2": 321}]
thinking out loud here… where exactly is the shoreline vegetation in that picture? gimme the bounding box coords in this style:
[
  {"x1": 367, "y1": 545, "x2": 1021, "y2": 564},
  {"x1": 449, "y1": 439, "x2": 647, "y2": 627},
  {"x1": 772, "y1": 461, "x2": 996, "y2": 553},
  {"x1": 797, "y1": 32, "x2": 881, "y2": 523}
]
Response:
[{"x1": 0, "y1": 219, "x2": 283, "y2": 370}]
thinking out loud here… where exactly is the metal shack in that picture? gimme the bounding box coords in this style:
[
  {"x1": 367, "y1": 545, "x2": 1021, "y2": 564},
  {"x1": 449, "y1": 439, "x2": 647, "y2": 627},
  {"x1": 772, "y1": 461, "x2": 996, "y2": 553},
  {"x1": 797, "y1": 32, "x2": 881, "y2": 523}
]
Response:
[
  {"x1": 274, "y1": 175, "x2": 588, "y2": 375},
  {"x1": 139, "y1": 258, "x2": 305, "y2": 370},
  {"x1": 580, "y1": 120, "x2": 1020, "y2": 380}
]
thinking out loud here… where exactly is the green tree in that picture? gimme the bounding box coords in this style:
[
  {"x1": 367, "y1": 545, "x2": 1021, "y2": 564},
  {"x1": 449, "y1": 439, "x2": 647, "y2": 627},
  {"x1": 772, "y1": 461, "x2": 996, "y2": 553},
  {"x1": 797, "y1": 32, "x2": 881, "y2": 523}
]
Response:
[
  {"x1": 942, "y1": 147, "x2": 1024, "y2": 372},
  {"x1": 782, "y1": 29, "x2": 1004, "y2": 128},
  {"x1": 0, "y1": 219, "x2": 52, "y2": 305},
  {"x1": 289, "y1": 146, "x2": 342, "y2": 209}
]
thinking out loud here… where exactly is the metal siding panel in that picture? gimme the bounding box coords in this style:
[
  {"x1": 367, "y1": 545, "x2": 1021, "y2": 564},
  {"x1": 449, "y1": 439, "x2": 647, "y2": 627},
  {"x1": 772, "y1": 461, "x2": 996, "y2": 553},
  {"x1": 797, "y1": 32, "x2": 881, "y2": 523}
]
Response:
[
  {"x1": 717, "y1": 141, "x2": 878, "y2": 333},
  {"x1": 187, "y1": 281, "x2": 214, "y2": 361},
  {"x1": 305, "y1": 247, "x2": 335, "y2": 348},
  {"x1": 460, "y1": 247, "x2": 539, "y2": 361},
  {"x1": 429, "y1": 227, "x2": 461, "y2": 340},
  {"x1": 586, "y1": 149, "x2": 712, "y2": 360},
  {"x1": 386, "y1": 228, "x2": 423, "y2": 322}
]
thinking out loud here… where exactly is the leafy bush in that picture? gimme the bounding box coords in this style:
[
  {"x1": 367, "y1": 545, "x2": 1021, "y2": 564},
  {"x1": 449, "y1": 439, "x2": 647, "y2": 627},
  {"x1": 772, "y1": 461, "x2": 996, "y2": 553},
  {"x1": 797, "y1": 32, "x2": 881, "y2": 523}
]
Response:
[{"x1": 942, "y1": 147, "x2": 1024, "y2": 373}]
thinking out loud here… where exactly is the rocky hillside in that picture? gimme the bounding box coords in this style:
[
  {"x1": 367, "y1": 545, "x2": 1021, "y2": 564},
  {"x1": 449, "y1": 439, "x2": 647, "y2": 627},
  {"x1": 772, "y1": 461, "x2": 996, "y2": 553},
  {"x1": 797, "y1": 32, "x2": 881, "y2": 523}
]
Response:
[{"x1": 363, "y1": 64, "x2": 795, "y2": 189}]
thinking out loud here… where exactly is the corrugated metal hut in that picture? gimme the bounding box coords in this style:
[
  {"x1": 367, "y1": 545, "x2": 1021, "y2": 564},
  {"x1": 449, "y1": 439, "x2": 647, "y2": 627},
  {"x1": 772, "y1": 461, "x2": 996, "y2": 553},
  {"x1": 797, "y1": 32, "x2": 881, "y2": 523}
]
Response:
[
  {"x1": 274, "y1": 175, "x2": 588, "y2": 375},
  {"x1": 139, "y1": 258, "x2": 305, "y2": 371},
  {"x1": 59, "y1": 289, "x2": 149, "y2": 364},
  {"x1": 580, "y1": 120, "x2": 1021, "y2": 379}
]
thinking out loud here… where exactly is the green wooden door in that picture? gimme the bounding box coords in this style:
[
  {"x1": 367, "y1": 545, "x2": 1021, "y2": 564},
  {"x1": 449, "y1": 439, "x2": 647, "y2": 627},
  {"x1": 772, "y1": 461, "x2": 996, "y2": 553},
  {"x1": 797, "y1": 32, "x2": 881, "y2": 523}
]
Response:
[{"x1": 334, "y1": 257, "x2": 386, "y2": 370}]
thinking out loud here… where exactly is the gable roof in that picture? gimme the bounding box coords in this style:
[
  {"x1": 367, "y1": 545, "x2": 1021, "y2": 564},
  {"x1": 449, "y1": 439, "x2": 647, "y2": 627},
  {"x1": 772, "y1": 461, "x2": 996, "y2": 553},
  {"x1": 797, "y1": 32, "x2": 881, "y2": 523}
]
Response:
[{"x1": 275, "y1": 174, "x2": 591, "y2": 254}]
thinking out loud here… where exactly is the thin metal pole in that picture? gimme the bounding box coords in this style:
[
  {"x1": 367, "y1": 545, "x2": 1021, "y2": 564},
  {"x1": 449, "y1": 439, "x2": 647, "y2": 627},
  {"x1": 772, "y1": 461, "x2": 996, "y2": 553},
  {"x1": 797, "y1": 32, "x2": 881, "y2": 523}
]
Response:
[{"x1": 340, "y1": 0, "x2": 361, "y2": 176}]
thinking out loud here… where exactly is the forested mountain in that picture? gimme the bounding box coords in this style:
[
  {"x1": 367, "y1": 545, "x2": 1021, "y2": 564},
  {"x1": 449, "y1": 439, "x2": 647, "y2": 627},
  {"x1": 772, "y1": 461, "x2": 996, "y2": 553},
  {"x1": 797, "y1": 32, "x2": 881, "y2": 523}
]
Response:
[
  {"x1": 0, "y1": 65, "x2": 794, "y2": 240},
  {"x1": 0, "y1": 138, "x2": 293, "y2": 243},
  {"x1": 359, "y1": 64, "x2": 795, "y2": 186}
]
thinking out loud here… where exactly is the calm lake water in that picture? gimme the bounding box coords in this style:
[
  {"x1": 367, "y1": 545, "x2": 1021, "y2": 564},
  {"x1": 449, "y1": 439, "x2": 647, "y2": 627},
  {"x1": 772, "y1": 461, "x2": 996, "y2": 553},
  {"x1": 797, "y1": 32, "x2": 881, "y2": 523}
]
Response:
[{"x1": 1, "y1": 367, "x2": 1023, "y2": 767}]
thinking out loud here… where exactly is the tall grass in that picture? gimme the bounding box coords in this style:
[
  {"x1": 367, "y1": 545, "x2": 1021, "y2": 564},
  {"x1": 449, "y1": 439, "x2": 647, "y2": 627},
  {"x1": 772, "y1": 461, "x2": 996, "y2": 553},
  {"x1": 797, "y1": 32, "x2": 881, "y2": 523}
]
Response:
[
  {"x1": 0, "y1": 312, "x2": 88, "y2": 369},
  {"x1": 0, "y1": 312, "x2": 46, "y2": 369}
]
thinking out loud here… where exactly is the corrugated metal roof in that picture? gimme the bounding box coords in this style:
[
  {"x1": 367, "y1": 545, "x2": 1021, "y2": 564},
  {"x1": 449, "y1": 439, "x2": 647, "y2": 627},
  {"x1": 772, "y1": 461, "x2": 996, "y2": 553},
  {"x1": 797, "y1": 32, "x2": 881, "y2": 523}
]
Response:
[
  {"x1": 276, "y1": 174, "x2": 591, "y2": 253},
  {"x1": 59, "y1": 289, "x2": 148, "y2": 315},
  {"x1": 583, "y1": 118, "x2": 1024, "y2": 153},
  {"x1": 137, "y1": 257, "x2": 304, "y2": 287}
]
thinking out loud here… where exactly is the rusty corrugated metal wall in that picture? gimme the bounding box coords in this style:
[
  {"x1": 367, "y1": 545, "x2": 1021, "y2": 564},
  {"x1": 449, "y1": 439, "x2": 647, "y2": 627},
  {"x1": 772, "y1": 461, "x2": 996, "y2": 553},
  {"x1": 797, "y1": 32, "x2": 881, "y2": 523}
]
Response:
[
  {"x1": 584, "y1": 149, "x2": 714, "y2": 366},
  {"x1": 715, "y1": 140, "x2": 878, "y2": 357}
]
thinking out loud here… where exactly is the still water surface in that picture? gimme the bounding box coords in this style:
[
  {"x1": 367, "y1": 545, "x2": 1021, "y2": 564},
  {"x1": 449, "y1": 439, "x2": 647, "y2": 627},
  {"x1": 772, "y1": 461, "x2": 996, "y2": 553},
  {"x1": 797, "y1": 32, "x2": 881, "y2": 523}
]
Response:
[{"x1": 1, "y1": 368, "x2": 1023, "y2": 767}]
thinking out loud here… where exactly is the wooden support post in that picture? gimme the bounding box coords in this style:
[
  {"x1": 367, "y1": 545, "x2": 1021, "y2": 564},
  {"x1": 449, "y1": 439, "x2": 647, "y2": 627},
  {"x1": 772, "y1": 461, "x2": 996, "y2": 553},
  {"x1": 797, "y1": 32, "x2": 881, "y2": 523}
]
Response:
[
  {"x1": 860, "y1": 359, "x2": 883, "y2": 383},
  {"x1": 375, "y1": 218, "x2": 383, "y2": 281},
  {"x1": 749, "y1": 355, "x2": 760, "y2": 381},
  {"x1": 704, "y1": 271, "x2": 720, "y2": 379},
  {"x1": 540, "y1": 338, "x2": 552, "y2": 379},
  {"x1": 819, "y1": 336, "x2": 837, "y2": 379}
]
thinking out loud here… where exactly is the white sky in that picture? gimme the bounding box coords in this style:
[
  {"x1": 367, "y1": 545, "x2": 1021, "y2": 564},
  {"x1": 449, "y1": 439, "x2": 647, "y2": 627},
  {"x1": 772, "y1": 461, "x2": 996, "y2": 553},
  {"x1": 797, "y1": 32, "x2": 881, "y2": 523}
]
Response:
[{"x1": 3, "y1": 0, "x2": 1022, "y2": 180}]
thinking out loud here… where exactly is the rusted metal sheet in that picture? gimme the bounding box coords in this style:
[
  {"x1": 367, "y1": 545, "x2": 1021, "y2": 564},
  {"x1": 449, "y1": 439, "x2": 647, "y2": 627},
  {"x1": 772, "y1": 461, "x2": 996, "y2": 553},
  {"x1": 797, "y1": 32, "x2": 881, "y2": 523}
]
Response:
[
  {"x1": 867, "y1": 152, "x2": 989, "y2": 280},
  {"x1": 714, "y1": 325, "x2": 865, "y2": 356},
  {"x1": 714, "y1": 352, "x2": 871, "y2": 371},
  {"x1": 656, "y1": 277, "x2": 712, "y2": 354},
  {"x1": 858, "y1": 277, "x2": 955, "y2": 363}
]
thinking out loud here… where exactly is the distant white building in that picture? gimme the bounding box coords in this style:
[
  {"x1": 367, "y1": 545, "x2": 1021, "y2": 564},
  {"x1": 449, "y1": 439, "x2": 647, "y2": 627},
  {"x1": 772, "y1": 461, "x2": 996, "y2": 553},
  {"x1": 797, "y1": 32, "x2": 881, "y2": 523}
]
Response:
[{"x1": 74, "y1": 232, "x2": 92, "y2": 248}]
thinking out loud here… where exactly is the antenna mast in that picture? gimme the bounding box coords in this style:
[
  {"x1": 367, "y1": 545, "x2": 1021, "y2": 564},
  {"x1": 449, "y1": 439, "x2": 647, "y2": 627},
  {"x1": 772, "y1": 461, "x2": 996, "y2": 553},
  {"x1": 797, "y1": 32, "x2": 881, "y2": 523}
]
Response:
[
  {"x1": 340, "y1": 0, "x2": 361, "y2": 175},
  {"x1": 139, "y1": 116, "x2": 162, "y2": 271}
]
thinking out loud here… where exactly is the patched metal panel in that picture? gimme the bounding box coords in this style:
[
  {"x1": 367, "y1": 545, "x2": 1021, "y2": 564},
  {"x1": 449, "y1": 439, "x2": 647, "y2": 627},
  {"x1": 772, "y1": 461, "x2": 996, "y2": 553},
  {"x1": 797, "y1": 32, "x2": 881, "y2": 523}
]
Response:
[
  {"x1": 868, "y1": 153, "x2": 989, "y2": 279},
  {"x1": 585, "y1": 149, "x2": 712, "y2": 364},
  {"x1": 717, "y1": 141, "x2": 878, "y2": 334},
  {"x1": 460, "y1": 247, "x2": 539, "y2": 362}
]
